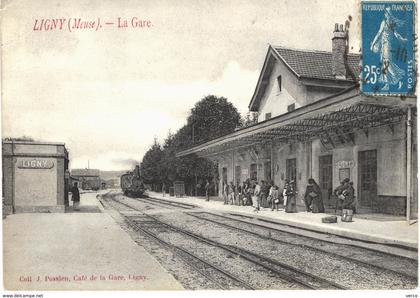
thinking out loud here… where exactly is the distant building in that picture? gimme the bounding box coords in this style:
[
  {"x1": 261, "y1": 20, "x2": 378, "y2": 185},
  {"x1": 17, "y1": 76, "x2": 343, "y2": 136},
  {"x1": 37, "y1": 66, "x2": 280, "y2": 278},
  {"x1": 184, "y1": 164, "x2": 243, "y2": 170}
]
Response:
[
  {"x1": 71, "y1": 169, "x2": 101, "y2": 190},
  {"x1": 104, "y1": 178, "x2": 120, "y2": 188},
  {"x1": 177, "y1": 24, "x2": 417, "y2": 219},
  {"x1": 2, "y1": 140, "x2": 69, "y2": 213}
]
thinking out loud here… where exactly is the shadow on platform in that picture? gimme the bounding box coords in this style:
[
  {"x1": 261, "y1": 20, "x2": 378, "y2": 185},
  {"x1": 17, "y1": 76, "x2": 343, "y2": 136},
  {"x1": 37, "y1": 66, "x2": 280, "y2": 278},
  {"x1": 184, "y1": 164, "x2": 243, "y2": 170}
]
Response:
[{"x1": 65, "y1": 205, "x2": 102, "y2": 213}]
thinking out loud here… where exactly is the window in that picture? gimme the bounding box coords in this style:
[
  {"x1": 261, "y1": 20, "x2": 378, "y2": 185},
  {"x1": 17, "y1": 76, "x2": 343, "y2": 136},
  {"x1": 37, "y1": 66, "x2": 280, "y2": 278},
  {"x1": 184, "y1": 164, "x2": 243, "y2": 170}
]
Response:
[
  {"x1": 277, "y1": 75, "x2": 282, "y2": 91},
  {"x1": 265, "y1": 113, "x2": 271, "y2": 120},
  {"x1": 287, "y1": 103, "x2": 295, "y2": 112}
]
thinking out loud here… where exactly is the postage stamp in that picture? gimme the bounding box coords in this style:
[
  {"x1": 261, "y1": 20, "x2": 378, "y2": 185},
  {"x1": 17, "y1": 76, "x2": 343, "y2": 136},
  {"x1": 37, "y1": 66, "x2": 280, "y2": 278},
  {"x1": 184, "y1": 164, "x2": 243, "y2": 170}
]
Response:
[{"x1": 361, "y1": 1, "x2": 416, "y2": 95}]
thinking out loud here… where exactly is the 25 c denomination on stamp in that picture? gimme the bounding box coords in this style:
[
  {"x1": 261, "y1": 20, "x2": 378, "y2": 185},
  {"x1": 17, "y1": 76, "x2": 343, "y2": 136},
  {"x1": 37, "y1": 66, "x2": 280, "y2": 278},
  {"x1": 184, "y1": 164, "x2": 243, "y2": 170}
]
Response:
[{"x1": 361, "y1": 1, "x2": 416, "y2": 95}]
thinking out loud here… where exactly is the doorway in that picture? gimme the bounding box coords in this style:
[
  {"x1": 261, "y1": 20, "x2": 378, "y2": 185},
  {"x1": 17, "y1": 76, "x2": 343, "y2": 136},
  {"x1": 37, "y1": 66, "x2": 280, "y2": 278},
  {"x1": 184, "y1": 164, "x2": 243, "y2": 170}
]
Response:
[
  {"x1": 222, "y1": 167, "x2": 228, "y2": 189},
  {"x1": 264, "y1": 161, "x2": 271, "y2": 183},
  {"x1": 250, "y1": 163, "x2": 257, "y2": 182},
  {"x1": 235, "y1": 165, "x2": 241, "y2": 186},
  {"x1": 358, "y1": 149, "x2": 377, "y2": 211},
  {"x1": 319, "y1": 155, "x2": 333, "y2": 207},
  {"x1": 286, "y1": 158, "x2": 297, "y2": 186}
]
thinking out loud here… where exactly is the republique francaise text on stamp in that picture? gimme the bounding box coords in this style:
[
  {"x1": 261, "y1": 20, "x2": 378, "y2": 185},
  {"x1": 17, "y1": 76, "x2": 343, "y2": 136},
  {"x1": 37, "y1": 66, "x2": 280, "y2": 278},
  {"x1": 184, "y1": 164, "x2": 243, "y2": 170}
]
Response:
[{"x1": 361, "y1": 1, "x2": 416, "y2": 95}]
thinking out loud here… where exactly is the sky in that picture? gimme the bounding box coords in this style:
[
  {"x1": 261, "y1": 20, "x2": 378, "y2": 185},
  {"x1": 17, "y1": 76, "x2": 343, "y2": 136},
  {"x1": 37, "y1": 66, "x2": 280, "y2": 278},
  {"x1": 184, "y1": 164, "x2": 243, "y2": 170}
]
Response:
[{"x1": 2, "y1": 0, "x2": 360, "y2": 171}]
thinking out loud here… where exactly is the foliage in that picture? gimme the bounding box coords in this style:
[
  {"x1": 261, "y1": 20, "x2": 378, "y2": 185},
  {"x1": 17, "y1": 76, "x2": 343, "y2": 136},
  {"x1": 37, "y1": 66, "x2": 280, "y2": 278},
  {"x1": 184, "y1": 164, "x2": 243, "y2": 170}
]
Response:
[{"x1": 140, "y1": 95, "x2": 241, "y2": 193}]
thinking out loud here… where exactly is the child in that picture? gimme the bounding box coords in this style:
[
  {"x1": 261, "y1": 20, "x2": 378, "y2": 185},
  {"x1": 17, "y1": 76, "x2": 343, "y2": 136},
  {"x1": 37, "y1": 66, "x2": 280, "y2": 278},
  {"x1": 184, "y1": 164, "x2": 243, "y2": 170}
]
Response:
[{"x1": 270, "y1": 185, "x2": 280, "y2": 211}]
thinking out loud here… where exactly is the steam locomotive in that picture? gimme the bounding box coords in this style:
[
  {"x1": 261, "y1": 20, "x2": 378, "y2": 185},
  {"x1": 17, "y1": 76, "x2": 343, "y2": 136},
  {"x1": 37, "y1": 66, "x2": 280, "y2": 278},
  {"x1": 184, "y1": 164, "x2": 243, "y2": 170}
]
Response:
[{"x1": 120, "y1": 165, "x2": 146, "y2": 197}]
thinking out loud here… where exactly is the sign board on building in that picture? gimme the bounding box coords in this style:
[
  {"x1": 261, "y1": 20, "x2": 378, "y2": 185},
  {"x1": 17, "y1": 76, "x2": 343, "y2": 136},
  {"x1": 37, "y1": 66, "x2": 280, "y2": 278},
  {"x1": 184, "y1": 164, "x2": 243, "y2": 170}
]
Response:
[
  {"x1": 339, "y1": 168, "x2": 351, "y2": 182},
  {"x1": 336, "y1": 160, "x2": 354, "y2": 169},
  {"x1": 18, "y1": 159, "x2": 54, "y2": 169}
]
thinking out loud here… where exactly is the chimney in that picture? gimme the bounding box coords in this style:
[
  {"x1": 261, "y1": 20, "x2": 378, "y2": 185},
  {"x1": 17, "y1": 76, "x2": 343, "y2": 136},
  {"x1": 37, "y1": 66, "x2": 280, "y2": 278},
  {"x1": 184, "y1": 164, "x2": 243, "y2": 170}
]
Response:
[{"x1": 332, "y1": 23, "x2": 348, "y2": 79}]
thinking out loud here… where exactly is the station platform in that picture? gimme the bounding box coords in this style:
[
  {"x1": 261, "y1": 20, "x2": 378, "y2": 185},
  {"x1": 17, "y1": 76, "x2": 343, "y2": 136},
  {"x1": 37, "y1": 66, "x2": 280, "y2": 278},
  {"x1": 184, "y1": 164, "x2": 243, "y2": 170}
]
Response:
[
  {"x1": 148, "y1": 191, "x2": 418, "y2": 250},
  {"x1": 2, "y1": 191, "x2": 184, "y2": 291}
]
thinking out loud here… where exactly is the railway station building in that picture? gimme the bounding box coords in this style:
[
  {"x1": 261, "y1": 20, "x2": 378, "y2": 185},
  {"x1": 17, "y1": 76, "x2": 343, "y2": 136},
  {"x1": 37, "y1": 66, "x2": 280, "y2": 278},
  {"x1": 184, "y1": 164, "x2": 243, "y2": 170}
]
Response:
[
  {"x1": 178, "y1": 24, "x2": 417, "y2": 219},
  {"x1": 2, "y1": 141, "x2": 70, "y2": 214},
  {"x1": 71, "y1": 168, "x2": 101, "y2": 190}
]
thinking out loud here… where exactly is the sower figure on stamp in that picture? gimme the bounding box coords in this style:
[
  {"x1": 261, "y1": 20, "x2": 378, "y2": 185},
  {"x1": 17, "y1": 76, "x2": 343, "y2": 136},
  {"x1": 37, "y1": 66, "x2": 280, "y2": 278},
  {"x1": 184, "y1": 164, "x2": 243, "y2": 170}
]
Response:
[
  {"x1": 370, "y1": 6, "x2": 407, "y2": 91},
  {"x1": 71, "y1": 182, "x2": 80, "y2": 211}
]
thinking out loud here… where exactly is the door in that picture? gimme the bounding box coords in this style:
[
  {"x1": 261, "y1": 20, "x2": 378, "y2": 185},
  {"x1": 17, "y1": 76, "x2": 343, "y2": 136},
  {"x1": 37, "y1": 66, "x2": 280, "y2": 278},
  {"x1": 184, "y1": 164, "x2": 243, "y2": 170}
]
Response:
[
  {"x1": 235, "y1": 165, "x2": 241, "y2": 186},
  {"x1": 264, "y1": 161, "x2": 271, "y2": 183},
  {"x1": 358, "y1": 150, "x2": 377, "y2": 210},
  {"x1": 222, "y1": 167, "x2": 228, "y2": 184},
  {"x1": 250, "y1": 163, "x2": 257, "y2": 182},
  {"x1": 286, "y1": 158, "x2": 297, "y2": 186},
  {"x1": 221, "y1": 167, "x2": 228, "y2": 195},
  {"x1": 319, "y1": 155, "x2": 333, "y2": 206}
]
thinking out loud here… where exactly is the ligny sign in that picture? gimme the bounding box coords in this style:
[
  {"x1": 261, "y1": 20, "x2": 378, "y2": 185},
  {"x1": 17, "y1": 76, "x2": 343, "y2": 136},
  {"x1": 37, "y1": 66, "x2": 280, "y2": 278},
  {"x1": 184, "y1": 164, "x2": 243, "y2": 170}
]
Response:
[{"x1": 18, "y1": 159, "x2": 55, "y2": 169}]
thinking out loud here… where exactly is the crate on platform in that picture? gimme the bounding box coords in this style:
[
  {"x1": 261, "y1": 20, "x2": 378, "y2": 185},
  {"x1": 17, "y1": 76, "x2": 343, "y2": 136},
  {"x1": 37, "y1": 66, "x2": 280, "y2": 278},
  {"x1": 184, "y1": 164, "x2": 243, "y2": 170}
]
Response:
[
  {"x1": 169, "y1": 187, "x2": 175, "y2": 197},
  {"x1": 341, "y1": 209, "x2": 354, "y2": 222},
  {"x1": 173, "y1": 181, "x2": 185, "y2": 198}
]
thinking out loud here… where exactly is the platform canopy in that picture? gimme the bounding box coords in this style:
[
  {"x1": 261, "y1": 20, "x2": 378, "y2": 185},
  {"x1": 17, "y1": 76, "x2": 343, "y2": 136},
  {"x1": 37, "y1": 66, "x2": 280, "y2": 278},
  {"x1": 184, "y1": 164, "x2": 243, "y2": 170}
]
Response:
[{"x1": 176, "y1": 87, "x2": 416, "y2": 159}]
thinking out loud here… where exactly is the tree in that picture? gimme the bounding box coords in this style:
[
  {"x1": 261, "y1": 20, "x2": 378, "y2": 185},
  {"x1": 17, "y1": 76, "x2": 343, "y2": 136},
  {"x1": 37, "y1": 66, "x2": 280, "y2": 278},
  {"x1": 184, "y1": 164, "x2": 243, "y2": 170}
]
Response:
[
  {"x1": 140, "y1": 138, "x2": 163, "y2": 190},
  {"x1": 141, "y1": 95, "x2": 241, "y2": 195},
  {"x1": 187, "y1": 95, "x2": 241, "y2": 145}
]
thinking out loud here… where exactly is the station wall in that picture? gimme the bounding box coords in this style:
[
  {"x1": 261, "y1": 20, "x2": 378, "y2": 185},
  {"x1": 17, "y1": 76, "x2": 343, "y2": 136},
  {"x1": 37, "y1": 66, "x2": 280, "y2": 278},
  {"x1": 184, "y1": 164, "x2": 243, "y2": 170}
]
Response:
[
  {"x1": 215, "y1": 121, "x2": 416, "y2": 216},
  {"x1": 2, "y1": 141, "x2": 69, "y2": 213}
]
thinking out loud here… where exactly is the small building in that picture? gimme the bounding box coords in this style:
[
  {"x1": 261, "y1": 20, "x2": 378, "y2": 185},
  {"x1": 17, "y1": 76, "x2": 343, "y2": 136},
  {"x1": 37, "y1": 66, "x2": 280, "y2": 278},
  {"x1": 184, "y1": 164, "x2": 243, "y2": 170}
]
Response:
[
  {"x1": 177, "y1": 24, "x2": 417, "y2": 219},
  {"x1": 2, "y1": 141, "x2": 69, "y2": 213},
  {"x1": 71, "y1": 169, "x2": 101, "y2": 190}
]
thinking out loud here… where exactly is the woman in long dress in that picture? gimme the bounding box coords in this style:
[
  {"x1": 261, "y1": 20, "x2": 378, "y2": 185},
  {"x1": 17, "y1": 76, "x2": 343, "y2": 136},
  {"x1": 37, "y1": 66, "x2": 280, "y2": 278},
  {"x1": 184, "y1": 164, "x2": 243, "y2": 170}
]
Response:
[
  {"x1": 285, "y1": 180, "x2": 297, "y2": 213},
  {"x1": 370, "y1": 7, "x2": 407, "y2": 91},
  {"x1": 305, "y1": 178, "x2": 324, "y2": 213}
]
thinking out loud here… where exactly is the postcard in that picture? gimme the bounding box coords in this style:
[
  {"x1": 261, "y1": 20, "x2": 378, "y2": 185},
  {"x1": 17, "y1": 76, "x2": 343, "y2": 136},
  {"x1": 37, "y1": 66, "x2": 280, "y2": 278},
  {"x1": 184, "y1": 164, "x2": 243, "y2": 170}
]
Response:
[{"x1": 1, "y1": 0, "x2": 418, "y2": 297}]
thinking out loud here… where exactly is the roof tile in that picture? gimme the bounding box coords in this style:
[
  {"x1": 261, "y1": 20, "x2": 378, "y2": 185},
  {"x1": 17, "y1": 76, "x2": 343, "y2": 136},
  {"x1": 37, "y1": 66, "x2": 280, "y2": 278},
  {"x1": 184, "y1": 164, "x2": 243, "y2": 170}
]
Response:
[{"x1": 274, "y1": 47, "x2": 360, "y2": 81}]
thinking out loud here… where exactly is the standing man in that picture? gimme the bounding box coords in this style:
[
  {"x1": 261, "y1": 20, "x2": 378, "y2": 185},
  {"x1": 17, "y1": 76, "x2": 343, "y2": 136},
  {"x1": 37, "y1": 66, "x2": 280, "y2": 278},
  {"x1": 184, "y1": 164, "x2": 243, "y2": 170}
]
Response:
[
  {"x1": 205, "y1": 180, "x2": 211, "y2": 201},
  {"x1": 253, "y1": 181, "x2": 261, "y2": 210},
  {"x1": 71, "y1": 182, "x2": 80, "y2": 211},
  {"x1": 162, "y1": 182, "x2": 166, "y2": 197},
  {"x1": 228, "y1": 181, "x2": 235, "y2": 205},
  {"x1": 255, "y1": 180, "x2": 264, "y2": 211},
  {"x1": 342, "y1": 179, "x2": 355, "y2": 210},
  {"x1": 223, "y1": 182, "x2": 228, "y2": 205}
]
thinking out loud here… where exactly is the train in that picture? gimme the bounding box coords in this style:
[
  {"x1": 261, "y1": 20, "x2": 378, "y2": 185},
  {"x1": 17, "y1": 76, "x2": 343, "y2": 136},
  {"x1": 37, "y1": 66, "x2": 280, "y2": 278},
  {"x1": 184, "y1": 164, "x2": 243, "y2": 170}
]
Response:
[{"x1": 120, "y1": 165, "x2": 146, "y2": 197}]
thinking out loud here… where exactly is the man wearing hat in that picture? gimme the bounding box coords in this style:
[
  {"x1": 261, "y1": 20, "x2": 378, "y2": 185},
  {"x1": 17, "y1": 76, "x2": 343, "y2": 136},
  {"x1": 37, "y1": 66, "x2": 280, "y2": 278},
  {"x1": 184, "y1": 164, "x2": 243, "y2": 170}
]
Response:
[
  {"x1": 334, "y1": 178, "x2": 348, "y2": 214},
  {"x1": 342, "y1": 179, "x2": 355, "y2": 210}
]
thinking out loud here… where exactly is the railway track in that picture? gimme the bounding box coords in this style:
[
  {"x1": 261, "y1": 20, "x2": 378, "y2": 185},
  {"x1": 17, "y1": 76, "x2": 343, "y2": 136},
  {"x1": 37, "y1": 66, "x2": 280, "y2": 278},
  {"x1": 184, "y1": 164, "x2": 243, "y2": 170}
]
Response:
[
  {"x1": 186, "y1": 211, "x2": 418, "y2": 281},
  {"x1": 108, "y1": 195, "x2": 348, "y2": 290},
  {"x1": 126, "y1": 216, "x2": 254, "y2": 290},
  {"x1": 135, "y1": 195, "x2": 196, "y2": 210}
]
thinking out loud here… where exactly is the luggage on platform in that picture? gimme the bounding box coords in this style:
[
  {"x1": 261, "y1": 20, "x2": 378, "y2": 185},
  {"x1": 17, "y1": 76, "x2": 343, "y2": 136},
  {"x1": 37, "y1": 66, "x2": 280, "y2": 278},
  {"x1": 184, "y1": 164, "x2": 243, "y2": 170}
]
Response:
[
  {"x1": 322, "y1": 215, "x2": 338, "y2": 223},
  {"x1": 341, "y1": 209, "x2": 354, "y2": 222}
]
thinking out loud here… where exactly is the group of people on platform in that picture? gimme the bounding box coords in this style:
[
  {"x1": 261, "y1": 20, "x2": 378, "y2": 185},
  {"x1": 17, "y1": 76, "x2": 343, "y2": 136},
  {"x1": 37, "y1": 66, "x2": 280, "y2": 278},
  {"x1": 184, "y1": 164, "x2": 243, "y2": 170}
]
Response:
[
  {"x1": 218, "y1": 177, "x2": 356, "y2": 214},
  {"x1": 220, "y1": 178, "x2": 298, "y2": 213}
]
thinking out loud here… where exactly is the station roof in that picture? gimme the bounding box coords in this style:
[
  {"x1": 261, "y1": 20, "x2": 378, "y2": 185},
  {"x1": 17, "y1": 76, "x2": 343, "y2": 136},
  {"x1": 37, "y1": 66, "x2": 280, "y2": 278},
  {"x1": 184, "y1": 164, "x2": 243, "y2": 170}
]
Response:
[
  {"x1": 248, "y1": 45, "x2": 360, "y2": 111},
  {"x1": 2, "y1": 140, "x2": 67, "y2": 146},
  {"x1": 176, "y1": 86, "x2": 416, "y2": 159}
]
